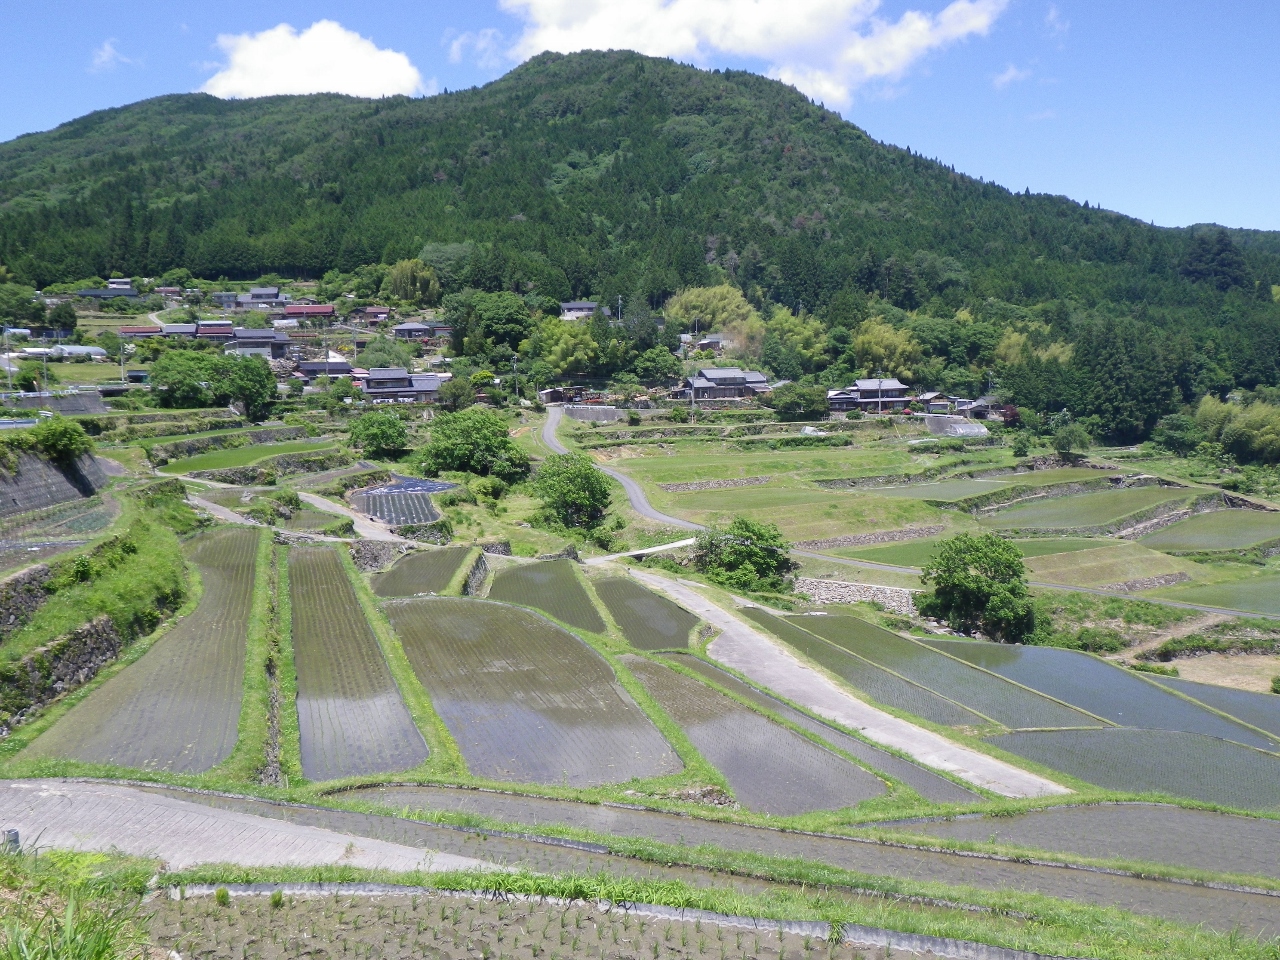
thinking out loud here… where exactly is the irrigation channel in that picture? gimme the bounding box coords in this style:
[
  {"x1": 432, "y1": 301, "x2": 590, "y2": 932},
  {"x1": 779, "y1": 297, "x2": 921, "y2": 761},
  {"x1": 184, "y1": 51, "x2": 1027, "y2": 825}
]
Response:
[{"x1": 126, "y1": 783, "x2": 1280, "y2": 937}]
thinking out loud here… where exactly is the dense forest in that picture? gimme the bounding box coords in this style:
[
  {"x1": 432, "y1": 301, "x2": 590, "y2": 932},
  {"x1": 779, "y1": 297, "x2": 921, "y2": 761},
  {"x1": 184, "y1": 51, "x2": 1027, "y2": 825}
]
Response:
[{"x1": 2, "y1": 49, "x2": 1280, "y2": 440}]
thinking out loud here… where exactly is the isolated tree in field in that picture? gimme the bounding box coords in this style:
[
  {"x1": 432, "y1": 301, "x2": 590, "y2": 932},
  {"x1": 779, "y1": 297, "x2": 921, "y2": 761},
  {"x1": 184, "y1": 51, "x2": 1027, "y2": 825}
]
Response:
[
  {"x1": 918, "y1": 533, "x2": 1035, "y2": 642},
  {"x1": 693, "y1": 516, "x2": 796, "y2": 593},
  {"x1": 350, "y1": 410, "x2": 408, "y2": 455},
  {"x1": 415, "y1": 407, "x2": 529, "y2": 482},
  {"x1": 1051, "y1": 422, "x2": 1092, "y2": 457},
  {"x1": 535, "y1": 452, "x2": 611, "y2": 528},
  {"x1": 29, "y1": 415, "x2": 92, "y2": 463}
]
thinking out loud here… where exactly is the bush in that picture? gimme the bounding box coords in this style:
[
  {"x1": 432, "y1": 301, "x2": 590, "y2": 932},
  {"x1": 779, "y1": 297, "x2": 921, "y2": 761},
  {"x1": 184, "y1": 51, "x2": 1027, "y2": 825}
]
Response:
[
  {"x1": 534, "y1": 452, "x2": 611, "y2": 528},
  {"x1": 764, "y1": 382, "x2": 828, "y2": 421},
  {"x1": 415, "y1": 408, "x2": 529, "y2": 482},
  {"x1": 692, "y1": 516, "x2": 796, "y2": 593},
  {"x1": 349, "y1": 410, "x2": 409, "y2": 455},
  {"x1": 667, "y1": 405, "x2": 690, "y2": 423},
  {"x1": 1272, "y1": 676, "x2": 1280, "y2": 695},
  {"x1": 1051, "y1": 423, "x2": 1092, "y2": 457},
  {"x1": 29, "y1": 416, "x2": 93, "y2": 463},
  {"x1": 919, "y1": 533, "x2": 1035, "y2": 642},
  {"x1": 469, "y1": 476, "x2": 507, "y2": 501},
  {"x1": 627, "y1": 410, "x2": 642, "y2": 426},
  {"x1": 1011, "y1": 433, "x2": 1031, "y2": 458},
  {"x1": 1132, "y1": 662, "x2": 1179, "y2": 677}
]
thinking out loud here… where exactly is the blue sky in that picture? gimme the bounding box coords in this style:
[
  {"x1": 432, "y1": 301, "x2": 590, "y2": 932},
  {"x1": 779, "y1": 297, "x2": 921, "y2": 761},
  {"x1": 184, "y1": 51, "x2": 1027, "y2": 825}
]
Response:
[{"x1": 2, "y1": 1, "x2": 1277, "y2": 230}]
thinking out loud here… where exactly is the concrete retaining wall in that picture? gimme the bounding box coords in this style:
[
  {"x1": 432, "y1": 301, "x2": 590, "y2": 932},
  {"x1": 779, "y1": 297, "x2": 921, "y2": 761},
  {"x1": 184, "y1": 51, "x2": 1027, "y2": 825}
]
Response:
[{"x1": 0, "y1": 452, "x2": 107, "y2": 519}]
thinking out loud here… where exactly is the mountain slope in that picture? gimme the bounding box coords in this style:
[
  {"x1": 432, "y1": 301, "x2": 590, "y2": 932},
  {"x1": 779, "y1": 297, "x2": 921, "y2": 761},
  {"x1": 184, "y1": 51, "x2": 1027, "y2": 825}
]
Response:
[{"x1": 1, "y1": 49, "x2": 1276, "y2": 312}]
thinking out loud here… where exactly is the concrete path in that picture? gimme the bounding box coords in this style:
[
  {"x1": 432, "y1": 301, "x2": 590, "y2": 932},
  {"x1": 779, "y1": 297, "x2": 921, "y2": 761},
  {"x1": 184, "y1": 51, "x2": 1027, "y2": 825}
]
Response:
[
  {"x1": 542, "y1": 406, "x2": 703, "y2": 531},
  {"x1": 628, "y1": 571, "x2": 1070, "y2": 799},
  {"x1": 297, "y1": 491, "x2": 409, "y2": 542},
  {"x1": 585, "y1": 537, "x2": 697, "y2": 566},
  {"x1": 189, "y1": 495, "x2": 261, "y2": 527},
  {"x1": 0, "y1": 780, "x2": 492, "y2": 873}
]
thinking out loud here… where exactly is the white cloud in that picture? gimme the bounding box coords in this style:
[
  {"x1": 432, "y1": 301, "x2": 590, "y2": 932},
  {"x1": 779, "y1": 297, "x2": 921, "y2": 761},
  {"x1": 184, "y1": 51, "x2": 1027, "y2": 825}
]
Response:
[
  {"x1": 202, "y1": 20, "x2": 426, "y2": 99},
  {"x1": 446, "y1": 28, "x2": 504, "y2": 69},
  {"x1": 90, "y1": 39, "x2": 134, "y2": 72},
  {"x1": 993, "y1": 63, "x2": 1029, "y2": 88},
  {"x1": 500, "y1": 0, "x2": 1009, "y2": 106},
  {"x1": 1045, "y1": 3, "x2": 1068, "y2": 34}
]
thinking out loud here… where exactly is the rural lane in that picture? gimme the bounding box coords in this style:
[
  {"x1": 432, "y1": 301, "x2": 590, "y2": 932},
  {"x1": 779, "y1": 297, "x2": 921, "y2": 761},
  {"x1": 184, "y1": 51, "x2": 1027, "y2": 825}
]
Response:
[
  {"x1": 297, "y1": 491, "x2": 409, "y2": 542},
  {"x1": 627, "y1": 570, "x2": 1070, "y2": 799},
  {"x1": 541, "y1": 406, "x2": 703, "y2": 531},
  {"x1": 0, "y1": 779, "x2": 492, "y2": 873}
]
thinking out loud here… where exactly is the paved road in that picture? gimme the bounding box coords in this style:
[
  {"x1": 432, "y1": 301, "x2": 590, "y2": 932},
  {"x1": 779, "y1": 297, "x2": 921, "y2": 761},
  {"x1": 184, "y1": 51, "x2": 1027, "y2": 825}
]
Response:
[
  {"x1": 0, "y1": 779, "x2": 491, "y2": 873},
  {"x1": 542, "y1": 406, "x2": 703, "y2": 531},
  {"x1": 629, "y1": 571, "x2": 1069, "y2": 799}
]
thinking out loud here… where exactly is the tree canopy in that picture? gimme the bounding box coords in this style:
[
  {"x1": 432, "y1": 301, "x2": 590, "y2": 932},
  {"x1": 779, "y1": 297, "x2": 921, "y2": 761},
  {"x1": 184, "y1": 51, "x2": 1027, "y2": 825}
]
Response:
[
  {"x1": 918, "y1": 533, "x2": 1035, "y2": 642},
  {"x1": 692, "y1": 517, "x2": 796, "y2": 593},
  {"x1": 534, "y1": 452, "x2": 611, "y2": 528},
  {"x1": 414, "y1": 407, "x2": 529, "y2": 482},
  {"x1": 349, "y1": 410, "x2": 409, "y2": 455}
]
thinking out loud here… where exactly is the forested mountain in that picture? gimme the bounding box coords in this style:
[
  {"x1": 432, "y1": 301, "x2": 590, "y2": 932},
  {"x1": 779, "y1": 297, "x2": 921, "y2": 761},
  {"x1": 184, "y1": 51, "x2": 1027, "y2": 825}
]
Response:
[{"x1": 3, "y1": 49, "x2": 1280, "y2": 440}]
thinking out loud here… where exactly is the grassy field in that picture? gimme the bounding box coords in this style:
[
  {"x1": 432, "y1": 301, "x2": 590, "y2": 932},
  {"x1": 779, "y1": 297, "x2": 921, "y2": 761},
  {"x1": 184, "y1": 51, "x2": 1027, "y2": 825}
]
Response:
[
  {"x1": 1151, "y1": 574, "x2": 1280, "y2": 615},
  {"x1": 158, "y1": 440, "x2": 333, "y2": 474},
  {"x1": 1140, "y1": 509, "x2": 1280, "y2": 551},
  {"x1": 386, "y1": 596, "x2": 680, "y2": 786},
  {"x1": 289, "y1": 545, "x2": 429, "y2": 781},
  {"x1": 25, "y1": 527, "x2": 258, "y2": 772},
  {"x1": 1025, "y1": 542, "x2": 1201, "y2": 588},
  {"x1": 979, "y1": 487, "x2": 1191, "y2": 530}
]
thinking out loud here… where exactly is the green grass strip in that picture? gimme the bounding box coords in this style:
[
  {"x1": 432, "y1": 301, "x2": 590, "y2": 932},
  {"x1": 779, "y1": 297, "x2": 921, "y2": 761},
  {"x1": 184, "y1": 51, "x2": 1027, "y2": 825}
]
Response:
[
  {"x1": 274, "y1": 543, "x2": 304, "y2": 786},
  {"x1": 214, "y1": 528, "x2": 273, "y2": 783}
]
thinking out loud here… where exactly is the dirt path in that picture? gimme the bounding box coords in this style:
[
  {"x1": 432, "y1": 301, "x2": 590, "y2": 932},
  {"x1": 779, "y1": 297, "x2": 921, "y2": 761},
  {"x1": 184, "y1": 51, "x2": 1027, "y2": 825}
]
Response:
[
  {"x1": 1115, "y1": 612, "x2": 1234, "y2": 662},
  {"x1": 628, "y1": 571, "x2": 1070, "y2": 799},
  {"x1": 189, "y1": 495, "x2": 261, "y2": 527},
  {"x1": 0, "y1": 780, "x2": 491, "y2": 873},
  {"x1": 297, "y1": 491, "x2": 409, "y2": 542}
]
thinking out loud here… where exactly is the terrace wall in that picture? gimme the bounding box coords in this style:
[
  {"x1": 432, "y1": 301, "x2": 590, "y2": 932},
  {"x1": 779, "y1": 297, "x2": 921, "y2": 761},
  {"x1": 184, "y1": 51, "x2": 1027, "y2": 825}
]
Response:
[
  {"x1": 0, "y1": 615, "x2": 121, "y2": 735},
  {"x1": 147, "y1": 426, "x2": 307, "y2": 465},
  {"x1": 462, "y1": 552, "x2": 489, "y2": 595},
  {"x1": 189, "y1": 449, "x2": 350, "y2": 484},
  {"x1": 0, "y1": 564, "x2": 51, "y2": 642},
  {"x1": 0, "y1": 452, "x2": 107, "y2": 519},
  {"x1": 794, "y1": 578, "x2": 919, "y2": 616}
]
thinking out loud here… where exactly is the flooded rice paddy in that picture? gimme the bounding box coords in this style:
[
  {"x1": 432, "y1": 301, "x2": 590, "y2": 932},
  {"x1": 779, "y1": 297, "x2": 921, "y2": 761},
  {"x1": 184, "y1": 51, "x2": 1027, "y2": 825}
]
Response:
[
  {"x1": 289, "y1": 546, "x2": 429, "y2": 782},
  {"x1": 866, "y1": 803, "x2": 1280, "y2": 880},
  {"x1": 977, "y1": 486, "x2": 1188, "y2": 530},
  {"x1": 386, "y1": 597, "x2": 680, "y2": 786},
  {"x1": 928, "y1": 640, "x2": 1280, "y2": 750},
  {"x1": 27, "y1": 527, "x2": 257, "y2": 772},
  {"x1": 1139, "y1": 508, "x2": 1280, "y2": 551},
  {"x1": 350, "y1": 476, "x2": 455, "y2": 525},
  {"x1": 488, "y1": 560, "x2": 606, "y2": 633},
  {"x1": 738, "y1": 608, "x2": 987, "y2": 727},
  {"x1": 669, "y1": 655, "x2": 981, "y2": 804},
  {"x1": 596, "y1": 577, "x2": 698, "y2": 650},
  {"x1": 625, "y1": 656, "x2": 886, "y2": 814},
  {"x1": 371, "y1": 547, "x2": 473, "y2": 598},
  {"x1": 798, "y1": 615, "x2": 1099, "y2": 730},
  {"x1": 990, "y1": 728, "x2": 1280, "y2": 810},
  {"x1": 1153, "y1": 676, "x2": 1280, "y2": 739}
]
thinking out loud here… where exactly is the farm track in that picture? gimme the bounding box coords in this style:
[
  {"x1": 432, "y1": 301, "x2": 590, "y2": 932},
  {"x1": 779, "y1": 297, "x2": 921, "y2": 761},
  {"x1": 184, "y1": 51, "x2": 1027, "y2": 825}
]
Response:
[
  {"x1": 625, "y1": 655, "x2": 887, "y2": 814},
  {"x1": 596, "y1": 577, "x2": 699, "y2": 650},
  {"x1": 321, "y1": 782, "x2": 1280, "y2": 936},
  {"x1": 388, "y1": 597, "x2": 680, "y2": 787},
  {"x1": 26, "y1": 527, "x2": 258, "y2": 772},
  {"x1": 289, "y1": 546, "x2": 429, "y2": 782}
]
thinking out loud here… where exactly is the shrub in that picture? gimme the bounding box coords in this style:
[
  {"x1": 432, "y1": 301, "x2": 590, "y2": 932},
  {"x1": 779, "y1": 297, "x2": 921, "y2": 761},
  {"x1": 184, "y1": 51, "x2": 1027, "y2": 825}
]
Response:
[
  {"x1": 1011, "y1": 433, "x2": 1031, "y2": 458},
  {"x1": 667, "y1": 405, "x2": 689, "y2": 423},
  {"x1": 692, "y1": 516, "x2": 796, "y2": 593},
  {"x1": 415, "y1": 408, "x2": 529, "y2": 482},
  {"x1": 1132, "y1": 662, "x2": 1179, "y2": 677},
  {"x1": 349, "y1": 410, "x2": 409, "y2": 455},
  {"x1": 534, "y1": 452, "x2": 611, "y2": 528},
  {"x1": 215, "y1": 888, "x2": 231, "y2": 908},
  {"x1": 919, "y1": 533, "x2": 1035, "y2": 642},
  {"x1": 29, "y1": 416, "x2": 93, "y2": 463},
  {"x1": 1272, "y1": 676, "x2": 1280, "y2": 695}
]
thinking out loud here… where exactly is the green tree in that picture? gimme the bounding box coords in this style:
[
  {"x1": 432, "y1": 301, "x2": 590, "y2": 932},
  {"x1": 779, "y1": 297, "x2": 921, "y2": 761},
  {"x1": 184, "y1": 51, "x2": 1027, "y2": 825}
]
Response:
[
  {"x1": 437, "y1": 376, "x2": 476, "y2": 411},
  {"x1": 47, "y1": 301, "x2": 77, "y2": 328},
  {"x1": 632, "y1": 346, "x2": 682, "y2": 382},
  {"x1": 229, "y1": 355, "x2": 277, "y2": 421},
  {"x1": 415, "y1": 407, "x2": 529, "y2": 481},
  {"x1": 1151, "y1": 414, "x2": 1204, "y2": 456},
  {"x1": 14, "y1": 360, "x2": 46, "y2": 392},
  {"x1": 386, "y1": 258, "x2": 441, "y2": 305},
  {"x1": 97, "y1": 330, "x2": 122, "y2": 360},
  {"x1": 29, "y1": 415, "x2": 93, "y2": 463},
  {"x1": 350, "y1": 410, "x2": 409, "y2": 455},
  {"x1": 357, "y1": 336, "x2": 413, "y2": 370},
  {"x1": 534, "y1": 452, "x2": 611, "y2": 527},
  {"x1": 149, "y1": 351, "x2": 211, "y2": 407},
  {"x1": 918, "y1": 533, "x2": 1035, "y2": 641},
  {"x1": 692, "y1": 517, "x2": 796, "y2": 593},
  {"x1": 1051, "y1": 422, "x2": 1092, "y2": 457},
  {"x1": 765, "y1": 382, "x2": 828, "y2": 421}
]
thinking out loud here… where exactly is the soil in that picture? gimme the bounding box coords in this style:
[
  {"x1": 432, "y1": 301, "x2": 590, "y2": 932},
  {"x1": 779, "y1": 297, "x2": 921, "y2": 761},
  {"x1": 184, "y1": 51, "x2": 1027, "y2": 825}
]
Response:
[
  {"x1": 1114, "y1": 612, "x2": 1233, "y2": 662},
  {"x1": 146, "y1": 892, "x2": 932, "y2": 960},
  {"x1": 1163, "y1": 652, "x2": 1280, "y2": 693}
]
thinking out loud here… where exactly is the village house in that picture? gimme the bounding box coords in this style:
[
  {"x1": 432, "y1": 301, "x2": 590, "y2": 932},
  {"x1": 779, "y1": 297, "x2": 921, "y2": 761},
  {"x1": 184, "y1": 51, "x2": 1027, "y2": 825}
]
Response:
[
  {"x1": 678, "y1": 367, "x2": 772, "y2": 400},
  {"x1": 226, "y1": 328, "x2": 292, "y2": 359},
  {"x1": 560, "y1": 300, "x2": 611, "y2": 321},
  {"x1": 360, "y1": 367, "x2": 440, "y2": 403},
  {"x1": 284, "y1": 304, "x2": 335, "y2": 322},
  {"x1": 296, "y1": 359, "x2": 354, "y2": 382},
  {"x1": 392, "y1": 321, "x2": 432, "y2": 340}
]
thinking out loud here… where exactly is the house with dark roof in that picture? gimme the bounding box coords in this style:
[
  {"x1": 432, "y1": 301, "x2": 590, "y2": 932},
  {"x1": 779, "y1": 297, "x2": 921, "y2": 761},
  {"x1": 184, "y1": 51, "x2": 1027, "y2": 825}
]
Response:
[
  {"x1": 284, "y1": 304, "x2": 335, "y2": 320},
  {"x1": 118, "y1": 325, "x2": 165, "y2": 338},
  {"x1": 392, "y1": 321, "x2": 431, "y2": 339},
  {"x1": 360, "y1": 368, "x2": 440, "y2": 402},
  {"x1": 297, "y1": 359, "x2": 354, "y2": 382},
  {"x1": 560, "y1": 301, "x2": 611, "y2": 321},
  {"x1": 352, "y1": 305, "x2": 391, "y2": 323},
  {"x1": 160, "y1": 323, "x2": 197, "y2": 337},
  {"x1": 196, "y1": 320, "x2": 235, "y2": 341},
  {"x1": 853, "y1": 378, "x2": 909, "y2": 412},
  {"x1": 826, "y1": 387, "x2": 860, "y2": 412},
  {"x1": 679, "y1": 367, "x2": 771, "y2": 400},
  {"x1": 210, "y1": 292, "x2": 238, "y2": 309},
  {"x1": 76, "y1": 287, "x2": 137, "y2": 301},
  {"x1": 227, "y1": 328, "x2": 292, "y2": 359}
]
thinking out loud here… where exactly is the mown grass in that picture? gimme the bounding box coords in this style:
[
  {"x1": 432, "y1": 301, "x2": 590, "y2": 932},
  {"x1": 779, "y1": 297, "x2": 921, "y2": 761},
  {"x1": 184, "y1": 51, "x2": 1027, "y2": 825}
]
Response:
[
  {"x1": 274, "y1": 542, "x2": 304, "y2": 786},
  {"x1": 979, "y1": 487, "x2": 1192, "y2": 530},
  {"x1": 1140, "y1": 509, "x2": 1280, "y2": 551},
  {"x1": 1026, "y1": 542, "x2": 1201, "y2": 588},
  {"x1": 157, "y1": 440, "x2": 333, "y2": 474},
  {"x1": 1152, "y1": 573, "x2": 1280, "y2": 616}
]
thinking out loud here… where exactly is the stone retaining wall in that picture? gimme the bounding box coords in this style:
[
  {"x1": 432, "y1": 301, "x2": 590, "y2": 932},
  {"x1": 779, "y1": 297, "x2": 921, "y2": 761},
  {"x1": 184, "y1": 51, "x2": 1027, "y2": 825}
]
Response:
[
  {"x1": 349, "y1": 540, "x2": 415, "y2": 573},
  {"x1": 0, "y1": 564, "x2": 51, "y2": 643},
  {"x1": 794, "y1": 578, "x2": 919, "y2": 615},
  {"x1": 462, "y1": 552, "x2": 489, "y2": 596},
  {"x1": 147, "y1": 426, "x2": 307, "y2": 465},
  {"x1": 659, "y1": 477, "x2": 772, "y2": 493},
  {"x1": 190, "y1": 449, "x2": 350, "y2": 485},
  {"x1": 479, "y1": 541, "x2": 512, "y2": 556},
  {"x1": 0, "y1": 615, "x2": 122, "y2": 735},
  {"x1": 1102, "y1": 572, "x2": 1191, "y2": 593}
]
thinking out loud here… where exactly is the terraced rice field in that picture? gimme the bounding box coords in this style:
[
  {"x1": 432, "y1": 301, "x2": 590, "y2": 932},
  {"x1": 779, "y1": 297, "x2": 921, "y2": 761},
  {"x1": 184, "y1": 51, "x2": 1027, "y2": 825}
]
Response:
[
  {"x1": 0, "y1": 497, "x2": 118, "y2": 539},
  {"x1": 1149, "y1": 573, "x2": 1280, "y2": 615},
  {"x1": 371, "y1": 547, "x2": 472, "y2": 598},
  {"x1": 1025, "y1": 542, "x2": 1195, "y2": 588},
  {"x1": 738, "y1": 607, "x2": 986, "y2": 727},
  {"x1": 289, "y1": 546, "x2": 429, "y2": 781},
  {"x1": 871, "y1": 803, "x2": 1280, "y2": 879},
  {"x1": 978, "y1": 487, "x2": 1189, "y2": 530},
  {"x1": 596, "y1": 577, "x2": 698, "y2": 650},
  {"x1": 1140, "y1": 509, "x2": 1280, "y2": 551},
  {"x1": 488, "y1": 560, "x2": 606, "y2": 633},
  {"x1": 797, "y1": 615, "x2": 1099, "y2": 729},
  {"x1": 626, "y1": 656, "x2": 885, "y2": 814},
  {"x1": 624, "y1": 660, "x2": 885, "y2": 819},
  {"x1": 841, "y1": 537, "x2": 1107, "y2": 567},
  {"x1": 989, "y1": 728, "x2": 1280, "y2": 810},
  {"x1": 874, "y1": 478, "x2": 1011, "y2": 501},
  {"x1": 27, "y1": 527, "x2": 257, "y2": 772},
  {"x1": 278, "y1": 508, "x2": 348, "y2": 533},
  {"x1": 1012, "y1": 538, "x2": 1112, "y2": 558},
  {"x1": 386, "y1": 597, "x2": 680, "y2": 786},
  {"x1": 671, "y1": 655, "x2": 981, "y2": 803},
  {"x1": 1153, "y1": 676, "x2": 1280, "y2": 740},
  {"x1": 349, "y1": 476, "x2": 454, "y2": 525},
  {"x1": 158, "y1": 441, "x2": 333, "y2": 474},
  {"x1": 928, "y1": 640, "x2": 1280, "y2": 751}
]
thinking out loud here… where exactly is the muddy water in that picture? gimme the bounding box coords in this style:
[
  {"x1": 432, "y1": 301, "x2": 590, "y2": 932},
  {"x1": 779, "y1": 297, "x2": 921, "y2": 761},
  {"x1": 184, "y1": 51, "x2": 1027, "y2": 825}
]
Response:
[
  {"x1": 338, "y1": 784, "x2": 1280, "y2": 936},
  {"x1": 671, "y1": 655, "x2": 981, "y2": 805},
  {"x1": 488, "y1": 560, "x2": 606, "y2": 633},
  {"x1": 624, "y1": 656, "x2": 885, "y2": 814},
  {"x1": 387, "y1": 597, "x2": 679, "y2": 786},
  {"x1": 26, "y1": 528, "x2": 256, "y2": 772},
  {"x1": 596, "y1": 578, "x2": 698, "y2": 650},
  {"x1": 290, "y1": 546, "x2": 429, "y2": 781},
  {"x1": 866, "y1": 803, "x2": 1280, "y2": 880},
  {"x1": 1153, "y1": 676, "x2": 1280, "y2": 740},
  {"x1": 371, "y1": 546, "x2": 472, "y2": 598}
]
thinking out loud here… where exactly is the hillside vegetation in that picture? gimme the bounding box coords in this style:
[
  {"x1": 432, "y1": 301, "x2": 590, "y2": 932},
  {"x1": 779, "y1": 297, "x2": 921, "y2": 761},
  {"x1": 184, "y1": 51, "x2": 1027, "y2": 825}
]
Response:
[{"x1": 3, "y1": 50, "x2": 1280, "y2": 439}]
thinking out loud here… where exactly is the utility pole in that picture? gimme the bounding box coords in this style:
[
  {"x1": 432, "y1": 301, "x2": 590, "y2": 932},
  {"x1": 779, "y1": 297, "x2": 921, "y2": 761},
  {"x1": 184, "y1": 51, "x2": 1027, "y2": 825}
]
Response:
[{"x1": 511, "y1": 356, "x2": 518, "y2": 401}]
